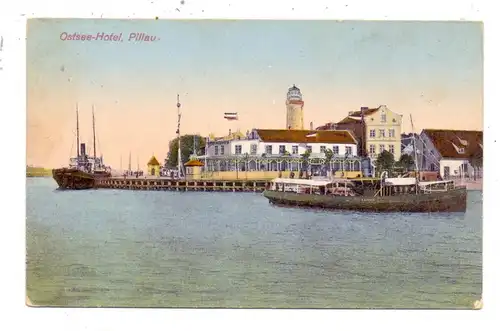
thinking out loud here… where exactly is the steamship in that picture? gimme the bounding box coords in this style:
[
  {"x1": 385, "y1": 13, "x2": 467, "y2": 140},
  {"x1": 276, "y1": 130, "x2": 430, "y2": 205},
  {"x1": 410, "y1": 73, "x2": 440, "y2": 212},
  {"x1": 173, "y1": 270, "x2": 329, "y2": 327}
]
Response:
[{"x1": 52, "y1": 106, "x2": 111, "y2": 190}]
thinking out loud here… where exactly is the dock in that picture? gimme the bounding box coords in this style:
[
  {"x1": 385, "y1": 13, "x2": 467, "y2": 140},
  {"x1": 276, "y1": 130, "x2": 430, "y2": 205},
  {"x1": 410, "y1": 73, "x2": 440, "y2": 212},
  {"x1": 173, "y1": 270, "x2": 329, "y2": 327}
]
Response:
[{"x1": 96, "y1": 177, "x2": 270, "y2": 192}]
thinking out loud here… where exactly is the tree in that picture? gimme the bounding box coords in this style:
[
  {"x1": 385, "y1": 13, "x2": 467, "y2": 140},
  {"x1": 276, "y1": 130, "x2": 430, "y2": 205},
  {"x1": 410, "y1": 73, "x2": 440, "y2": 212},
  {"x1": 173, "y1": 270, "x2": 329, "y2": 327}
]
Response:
[
  {"x1": 396, "y1": 154, "x2": 415, "y2": 172},
  {"x1": 469, "y1": 149, "x2": 483, "y2": 181},
  {"x1": 243, "y1": 153, "x2": 250, "y2": 179},
  {"x1": 324, "y1": 148, "x2": 334, "y2": 176},
  {"x1": 166, "y1": 134, "x2": 206, "y2": 168},
  {"x1": 375, "y1": 150, "x2": 395, "y2": 176},
  {"x1": 300, "y1": 149, "x2": 311, "y2": 178}
]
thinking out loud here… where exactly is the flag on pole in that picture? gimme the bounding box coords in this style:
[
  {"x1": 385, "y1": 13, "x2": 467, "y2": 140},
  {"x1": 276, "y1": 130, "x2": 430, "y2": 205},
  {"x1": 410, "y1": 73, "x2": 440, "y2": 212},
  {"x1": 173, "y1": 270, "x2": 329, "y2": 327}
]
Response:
[{"x1": 224, "y1": 112, "x2": 238, "y2": 121}]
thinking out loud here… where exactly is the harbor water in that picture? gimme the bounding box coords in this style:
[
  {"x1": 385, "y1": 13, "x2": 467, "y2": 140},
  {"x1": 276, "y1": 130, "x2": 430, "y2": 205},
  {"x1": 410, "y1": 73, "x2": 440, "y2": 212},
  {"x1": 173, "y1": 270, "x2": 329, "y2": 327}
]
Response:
[{"x1": 26, "y1": 178, "x2": 482, "y2": 308}]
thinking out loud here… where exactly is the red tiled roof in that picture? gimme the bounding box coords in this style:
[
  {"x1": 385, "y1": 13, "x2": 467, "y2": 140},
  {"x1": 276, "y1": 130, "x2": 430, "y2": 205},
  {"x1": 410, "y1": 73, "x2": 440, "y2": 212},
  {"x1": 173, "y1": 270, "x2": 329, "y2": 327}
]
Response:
[
  {"x1": 422, "y1": 129, "x2": 483, "y2": 159},
  {"x1": 184, "y1": 159, "x2": 204, "y2": 167},
  {"x1": 348, "y1": 107, "x2": 380, "y2": 117},
  {"x1": 287, "y1": 100, "x2": 304, "y2": 105},
  {"x1": 255, "y1": 129, "x2": 357, "y2": 144},
  {"x1": 338, "y1": 116, "x2": 362, "y2": 124}
]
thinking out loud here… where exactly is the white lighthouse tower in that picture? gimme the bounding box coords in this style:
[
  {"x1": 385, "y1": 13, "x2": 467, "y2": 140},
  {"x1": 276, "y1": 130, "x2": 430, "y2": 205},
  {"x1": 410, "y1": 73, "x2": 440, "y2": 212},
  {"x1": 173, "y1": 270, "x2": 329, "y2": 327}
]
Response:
[{"x1": 286, "y1": 85, "x2": 304, "y2": 130}]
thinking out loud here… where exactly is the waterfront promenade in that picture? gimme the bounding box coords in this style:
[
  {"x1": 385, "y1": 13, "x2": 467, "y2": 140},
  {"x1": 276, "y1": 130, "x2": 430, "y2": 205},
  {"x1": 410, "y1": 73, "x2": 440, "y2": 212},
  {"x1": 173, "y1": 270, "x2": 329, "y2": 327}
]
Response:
[{"x1": 95, "y1": 176, "x2": 483, "y2": 192}]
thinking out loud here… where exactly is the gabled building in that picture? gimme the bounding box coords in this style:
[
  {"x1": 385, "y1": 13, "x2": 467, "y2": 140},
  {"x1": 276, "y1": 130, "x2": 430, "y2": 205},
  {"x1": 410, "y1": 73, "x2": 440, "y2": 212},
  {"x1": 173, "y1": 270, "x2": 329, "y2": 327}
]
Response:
[
  {"x1": 419, "y1": 129, "x2": 483, "y2": 179},
  {"x1": 202, "y1": 128, "x2": 363, "y2": 175},
  {"x1": 316, "y1": 105, "x2": 403, "y2": 162}
]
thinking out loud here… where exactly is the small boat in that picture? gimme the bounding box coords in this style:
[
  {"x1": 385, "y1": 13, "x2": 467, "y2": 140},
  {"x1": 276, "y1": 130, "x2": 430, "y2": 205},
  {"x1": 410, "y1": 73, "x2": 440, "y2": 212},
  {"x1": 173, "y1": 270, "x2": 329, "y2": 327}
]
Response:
[
  {"x1": 262, "y1": 174, "x2": 467, "y2": 213},
  {"x1": 52, "y1": 105, "x2": 111, "y2": 190}
]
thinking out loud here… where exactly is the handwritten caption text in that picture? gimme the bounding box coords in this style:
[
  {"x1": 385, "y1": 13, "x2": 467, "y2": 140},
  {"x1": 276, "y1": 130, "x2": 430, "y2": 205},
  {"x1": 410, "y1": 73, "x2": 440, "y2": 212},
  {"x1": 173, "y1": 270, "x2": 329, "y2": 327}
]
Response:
[{"x1": 60, "y1": 32, "x2": 160, "y2": 43}]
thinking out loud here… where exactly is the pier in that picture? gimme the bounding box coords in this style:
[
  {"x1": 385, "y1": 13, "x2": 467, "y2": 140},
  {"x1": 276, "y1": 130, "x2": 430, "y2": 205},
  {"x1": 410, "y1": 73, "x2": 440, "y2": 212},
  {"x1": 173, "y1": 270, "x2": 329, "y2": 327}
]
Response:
[{"x1": 96, "y1": 177, "x2": 270, "y2": 192}]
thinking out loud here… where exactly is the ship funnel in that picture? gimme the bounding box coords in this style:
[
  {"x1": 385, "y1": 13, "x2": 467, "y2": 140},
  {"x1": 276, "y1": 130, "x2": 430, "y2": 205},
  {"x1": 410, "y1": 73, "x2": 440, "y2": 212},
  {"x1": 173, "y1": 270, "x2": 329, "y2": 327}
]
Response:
[{"x1": 80, "y1": 143, "x2": 86, "y2": 156}]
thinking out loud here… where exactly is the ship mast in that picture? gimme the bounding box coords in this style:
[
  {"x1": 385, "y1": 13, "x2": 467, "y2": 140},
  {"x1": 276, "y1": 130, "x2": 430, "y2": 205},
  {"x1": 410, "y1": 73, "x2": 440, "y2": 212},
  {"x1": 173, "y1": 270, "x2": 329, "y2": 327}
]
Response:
[
  {"x1": 410, "y1": 114, "x2": 419, "y2": 193},
  {"x1": 128, "y1": 151, "x2": 132, "y2": 173},
  {"x1": 176, "y1": 94, "x2": 183, "y2": 178},
  {"x1": 92, "y1": 105, "x2": 97, "y2": 161},
  {"x1": 76, "y1": 103, "x2": 80, "y2": 158}
]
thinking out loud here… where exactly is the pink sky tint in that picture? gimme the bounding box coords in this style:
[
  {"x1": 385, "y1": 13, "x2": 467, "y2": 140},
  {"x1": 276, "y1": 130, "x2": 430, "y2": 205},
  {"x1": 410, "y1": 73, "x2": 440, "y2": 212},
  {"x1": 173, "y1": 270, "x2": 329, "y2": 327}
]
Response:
[{"x1": 26, "y1": 19, "x2": 483, "y2": 169}]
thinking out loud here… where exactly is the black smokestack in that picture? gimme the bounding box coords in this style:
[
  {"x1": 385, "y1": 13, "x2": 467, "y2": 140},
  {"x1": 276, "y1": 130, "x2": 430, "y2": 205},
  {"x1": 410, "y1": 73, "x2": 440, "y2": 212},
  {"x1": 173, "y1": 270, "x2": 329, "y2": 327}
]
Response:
[{"x1": 80, "y1": 143, "x2": 86, "y2": 156}]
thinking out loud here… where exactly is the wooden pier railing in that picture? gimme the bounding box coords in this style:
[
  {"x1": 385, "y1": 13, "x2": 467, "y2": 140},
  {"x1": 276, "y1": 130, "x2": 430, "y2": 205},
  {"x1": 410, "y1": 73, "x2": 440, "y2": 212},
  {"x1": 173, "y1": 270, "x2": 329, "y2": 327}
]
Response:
[{"x1": 95, "y1": 177, "x2": 270, "y2": 193}]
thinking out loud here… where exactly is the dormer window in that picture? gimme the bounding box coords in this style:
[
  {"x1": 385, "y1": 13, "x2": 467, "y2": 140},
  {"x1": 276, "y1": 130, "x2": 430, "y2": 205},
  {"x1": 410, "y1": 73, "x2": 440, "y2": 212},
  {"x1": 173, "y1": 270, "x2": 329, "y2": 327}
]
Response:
[{"x1": 451, "y1": 142, "x2": 465, "y2": 155}]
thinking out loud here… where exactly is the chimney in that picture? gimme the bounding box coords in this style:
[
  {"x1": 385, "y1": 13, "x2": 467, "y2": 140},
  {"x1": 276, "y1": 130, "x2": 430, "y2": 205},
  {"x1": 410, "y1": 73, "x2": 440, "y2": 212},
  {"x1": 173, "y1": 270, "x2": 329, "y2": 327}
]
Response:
[
  {"x1": 80, "y1": 143, "x2": 86, "y2": 157},
  {"x1": 360, "y1": 106, "x2": 369, "y2": 111},
  {"x1": 310, "y1": 122, "x2": 313, "y2": 130}
]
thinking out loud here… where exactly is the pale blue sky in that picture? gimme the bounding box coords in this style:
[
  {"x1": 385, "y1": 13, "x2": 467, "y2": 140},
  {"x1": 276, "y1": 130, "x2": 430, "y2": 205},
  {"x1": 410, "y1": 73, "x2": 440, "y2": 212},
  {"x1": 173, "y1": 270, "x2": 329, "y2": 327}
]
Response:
[{"x1": 27, "y1": 19, "x2": 483, "y2": 168}]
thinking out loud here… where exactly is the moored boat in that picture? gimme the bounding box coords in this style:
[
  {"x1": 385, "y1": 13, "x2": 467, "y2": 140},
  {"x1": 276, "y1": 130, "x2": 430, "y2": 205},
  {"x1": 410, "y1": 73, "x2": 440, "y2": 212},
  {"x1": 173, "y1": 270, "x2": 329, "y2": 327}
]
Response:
[
  {"x1": 52, "y1": 105, "x2": 111, "y2": 190},
  {"x1": 263, "y1": 176, "x2": 467, "y2": 213}
]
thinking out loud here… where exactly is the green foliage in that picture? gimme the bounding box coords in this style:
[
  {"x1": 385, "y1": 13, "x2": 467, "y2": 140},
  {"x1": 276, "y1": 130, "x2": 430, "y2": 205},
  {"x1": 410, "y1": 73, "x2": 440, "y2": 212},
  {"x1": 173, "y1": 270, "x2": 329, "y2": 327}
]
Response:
[
  {"x1": 375, "y1": 150, "x2": 395, "y2": 174},
  {"x1": 300, "y1": 149, "x2": 311, "y2": 171},
  {"x1": 324, "y1": 148, "x2": 334, "y2": 171},
  {"x1": 166, "y1": 135, "x2": 206, "y2": 168},
  {"x1": 469, "y1": 149, "x2": 483, "y2": 169},
  {"x1": 301, "y1": 149, "x2": 311, "y2": 159},
  {"x1": 395, "y1": 154, "x2": 415, "y2": 172}
]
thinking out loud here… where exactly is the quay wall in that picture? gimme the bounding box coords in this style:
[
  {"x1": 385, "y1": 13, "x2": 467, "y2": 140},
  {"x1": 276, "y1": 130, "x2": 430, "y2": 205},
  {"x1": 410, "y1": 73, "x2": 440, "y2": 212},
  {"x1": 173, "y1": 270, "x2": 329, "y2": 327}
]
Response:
[
  {"x1": 199, "y1": 170, "x2": 362, "y2": 181},
  {"x1": 96, "y1": 177, "x2": 270, "y2": 192}
]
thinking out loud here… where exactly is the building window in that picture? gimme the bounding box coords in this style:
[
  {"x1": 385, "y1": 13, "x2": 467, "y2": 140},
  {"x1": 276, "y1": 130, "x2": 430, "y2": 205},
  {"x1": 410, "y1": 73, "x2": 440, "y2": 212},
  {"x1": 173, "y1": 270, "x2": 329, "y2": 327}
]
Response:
[
  {"x1": 379, "y1": 129, "x2": 385, "y2": 138},
  {"x1": 250, "y1": 144, "x2": 257, "y2": 155},
  {"x1": 306, "y1": 146, "x2": 312, "y2": 153},
  {"x1": 381, "y1": 113, "x2": 387, "y2": 123},
  {"x1": 292, "y1": 145, "x2": 298, "y2": 154},
  {"x1": 235, "y1": 145, "x2": 242, "y2": 155},
  {"x1": 214, "y1": 145, "x2": 219, "y2": 155},
  {"x1": 345, "y1": 146, "x2": 352, "y2": 155},
  {"x1": 389, "y1": 129, "x2": 395, "y2": 138},
  {"x1": 320, "y1": 145, "x2": 326, "y2": 153},
  {"x1": 332, "y1": 146, "x2": 339, "y2": 154},
  {"x1": 220, "y1": 145, "x2": 225, "y2": 155},
  {"x1": 265, "y1": 145, "x2": 272, "y2": 154},
  {"x1": 369, "y1": 129, "x2": 376, "y2": 138},
  {"x1": 279, "y1": 145, "x2": 286, "y2": 154},
  {"x1": 369, "y1": 144, "x2": 376, "y2": 154},
  {"x1": 380, "y1": 144, "x2": 385, "y2": 153},
  {"x1": 389, "y1": 144, "x2": 394, "y2": 154}
]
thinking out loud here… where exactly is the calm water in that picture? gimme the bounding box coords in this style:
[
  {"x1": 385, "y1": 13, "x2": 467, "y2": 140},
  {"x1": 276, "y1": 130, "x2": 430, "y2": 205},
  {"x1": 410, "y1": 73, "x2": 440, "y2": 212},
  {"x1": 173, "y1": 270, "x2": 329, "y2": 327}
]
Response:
[{"x1": 26, "y1": 178, "x2": 482, "y2": 308}]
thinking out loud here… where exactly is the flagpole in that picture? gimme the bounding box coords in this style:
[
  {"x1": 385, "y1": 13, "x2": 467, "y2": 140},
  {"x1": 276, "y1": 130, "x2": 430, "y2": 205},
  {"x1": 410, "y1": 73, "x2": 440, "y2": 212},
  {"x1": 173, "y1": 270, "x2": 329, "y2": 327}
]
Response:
[{"x1": 177, "y1": 94, "x2": 183, "y2": 179}]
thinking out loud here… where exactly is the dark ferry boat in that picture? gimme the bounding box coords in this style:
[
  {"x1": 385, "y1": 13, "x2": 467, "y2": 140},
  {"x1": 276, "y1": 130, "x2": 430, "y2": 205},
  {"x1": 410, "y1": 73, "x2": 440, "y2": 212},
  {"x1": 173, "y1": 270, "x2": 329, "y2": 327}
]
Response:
[{"x1": 52, "y1": 105, "x2": 111, "y2": 190}]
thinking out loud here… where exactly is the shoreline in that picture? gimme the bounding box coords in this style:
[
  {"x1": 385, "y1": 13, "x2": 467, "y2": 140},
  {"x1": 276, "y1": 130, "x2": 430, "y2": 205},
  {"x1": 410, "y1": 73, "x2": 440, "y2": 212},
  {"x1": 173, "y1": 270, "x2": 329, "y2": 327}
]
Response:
[{"x1": 31, "y1": 176, "x2": 484, "y2": 192}]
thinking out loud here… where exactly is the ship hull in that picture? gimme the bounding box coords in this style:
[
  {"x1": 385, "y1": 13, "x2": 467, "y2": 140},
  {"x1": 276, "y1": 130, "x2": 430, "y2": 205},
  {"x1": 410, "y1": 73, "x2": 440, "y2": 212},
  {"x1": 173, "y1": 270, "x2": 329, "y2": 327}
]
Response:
[
  {"x1": 52, "y1": 168, "x2": 109, "y2": 190},
  {"x1": 263, "y1": 187, "x2": 467, "y2": 213}
]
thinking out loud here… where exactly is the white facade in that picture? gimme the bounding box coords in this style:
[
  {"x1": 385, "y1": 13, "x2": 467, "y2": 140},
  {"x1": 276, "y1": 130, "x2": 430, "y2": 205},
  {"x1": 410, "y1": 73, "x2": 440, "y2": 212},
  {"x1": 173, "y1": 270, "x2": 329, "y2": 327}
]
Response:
[
  {"x1": 420, "y1": 131, "x2": 479, "y2": 179},
  {"x1": 206, "y1": 138, "x2": 358, "y2": 158},
  {"x1": 439, "y1": 159, "x2": 475, "y2": 179}
]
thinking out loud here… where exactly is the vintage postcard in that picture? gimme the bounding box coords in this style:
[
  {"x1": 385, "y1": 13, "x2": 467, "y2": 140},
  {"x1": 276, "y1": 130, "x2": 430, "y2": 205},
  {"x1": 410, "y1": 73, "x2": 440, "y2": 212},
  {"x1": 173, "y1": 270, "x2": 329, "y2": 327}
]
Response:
[{"x1": 26, "y1": 18, "x2": 483, "y2": 308}]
